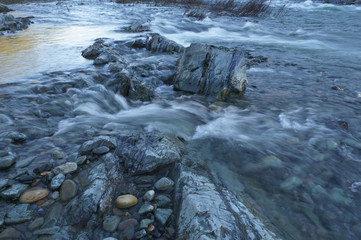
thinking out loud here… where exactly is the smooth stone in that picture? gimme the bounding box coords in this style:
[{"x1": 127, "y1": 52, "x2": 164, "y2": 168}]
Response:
[
  {"x1": 154, "y1": 177, "x2": 174, "y2": 191},
  {"x1": 50, "y1": 148, "x2": 64, "y2": 159},
  {"x1": 0, "y1": 227, "x2": 23, "y2": 239},
  {"x1": 33, "y1": 226, "x2": 60, "y2": 235},
  {"x1": 78, "y1": 136, "x2": 116, "y2": 155},
  {"x1": 155, "y1": 195, "x2": 171, "y2": 207},
  {"x1": 0, "y1": 183, "x2": 28, "y2": 200},
  {"x1": 7, "y1": 131, "x2": 27, "y2": 143},
  {"x1": 102, "y1": 215, "x2": 121, "y2": 232},
  {"x1": 155, "y1": 208, "x2": 172, "y2": 225},
  {"x1": 312, "y1": 185, "x2": 328, "y2": 199},
  {"x1": 28, "y1": 217, "x2": 44, "y2": 230},
  {"x1": 138, "y1": 203, "x2": 154, "y2": 215},
  {"x1": 15, "y1": 156, "x2": 35, "y2": 168},
  {"x1": 280, "y1": 176, "x2": 303, "y2": 191},
  {"x1": 261, "y1": 155, "x2": 283, "y2": 168},
  {"x1": 134, "y1": 229, "x2": 147, "y2": 239},
  {"x1": 143, "y1": 190, "x2": 155, "y2": 201},
  {"x1": 118, "y1": 218, "x2": 138, "y2": 231},
  {"x1": 139, "y1": 218, "x2": 153, "y2": 229},
  {"x1": 50, "y1": 173, "x2": 65, "y2": 190},
  {"x1": 60, "y1": 179, "x2": 77, "y2": 201},
  {"x1": 53, "y1": 162, "x2": 77, "y2": 175},
  {"x1": 0, "y1": 179, "x2": 8, "y2": 190},
  {"x1": 115, "y1": 194, "x2": 138, "y2": 208},
  {"x1": 51, "y1": 191, "x2": 59, "y2": 200},
  {"x1": 93, "y1": 146, "x2": 110, "y2": 155},
  {"x1": 76, "y1": 156, "x2": 87, "y2": 165},
  {"x1": 0, "y1": 154, "x2": 16, "y2": 170},
  {"x1": 5, "y1": 204, "x2": 33, "y2": 224},
  {"x1": 19, "y1": 187, "x2": 50, "y2": 203}
]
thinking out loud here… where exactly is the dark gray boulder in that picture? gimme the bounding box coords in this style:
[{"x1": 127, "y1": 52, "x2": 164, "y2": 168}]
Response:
[
  {"x1": 118, "y1": 131, "x2": 185, "y2": 175},
  {"x1": 81, "y1": 39, "x2": 107, "y2": 59},
  {"x1": 173, "y1": 43, "x2": 248, "y2": 100},
  {"x1": 145, "y1": 34, "x2": 184, "y2": 54},
  {"x1": 0, "y1": 15, "x2": 32, "y2": 34}
]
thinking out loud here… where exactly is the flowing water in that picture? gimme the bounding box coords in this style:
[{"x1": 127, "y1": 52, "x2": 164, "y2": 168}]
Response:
[{"x1": 1, "y1": 0, "x2": 361, "y2": 239}]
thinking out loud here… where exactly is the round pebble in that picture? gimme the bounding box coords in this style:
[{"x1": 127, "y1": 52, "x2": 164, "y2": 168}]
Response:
[
  {"x1": 60, "y1": 179, "x2": 77, "y2": 202},
  {"x1": 154, "y1": 177, "x2": 174, "y2": 191},
  {"x1": 19, "y1": 187, "x2": 50, "y2": 203},
  {"x1": 143, "y1": 190, "x2": 155, "y2": 201},
  {"x1": 115, "y1": 194, "x2": 138, "y2": 208}
]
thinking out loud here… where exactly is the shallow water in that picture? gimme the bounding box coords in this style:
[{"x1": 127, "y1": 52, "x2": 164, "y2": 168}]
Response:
[{"x1": 1, "y1": 0, "x2": 361, "y2": 239}]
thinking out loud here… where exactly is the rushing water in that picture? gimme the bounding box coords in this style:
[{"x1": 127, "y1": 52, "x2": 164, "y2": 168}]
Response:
[{"x1": 1, "y1": 1, "x2": 361, "y2": 239}]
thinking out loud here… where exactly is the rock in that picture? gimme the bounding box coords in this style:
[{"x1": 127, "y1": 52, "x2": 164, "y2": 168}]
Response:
[
  {"x1": 155, "y1": 208, "x2": 172, "y2": 225},
  {"x1": 134, "y1": 229, "x2": 147, "y2": 239},
  {"x1": 128, "y1": 22, "x2": 149, "y2": 33},
  {"x1": 143, "y1": 190, "x2": 155, "y2": 202},
  {"x1": 0, "y1": 178, "x2": 9, "y2": 191},
  {"x1": 115, "y1": 194, "x2": 138, "y2": 208},
  {"x1": 60, "y1": 179, "x2": 77, "y2": 202},
  {"x1": 0, "y1": 3, "x2": 12, "y2": 13},
  {"x1": 0, "y1": 154, "x2": 16, "y2": 170},
  {"x1": 155, "y1": 195, "x2": 171, "y2": 207},
  {"x1": 51, "y1": 191, "x2": 60, "y2": 200},
  {"x1": 102, "y1": 215, "x2": 121, "y2": 232},
  {"x1": 28, "y1": 217, "x2": 44, "y2": 230},
  {"x1": 79, "y1": 136, "x2": 116, "y2": 155},
  {"x1": 138, "y1": 203, "x2": 155, "y2": 215},
  {"x1": 146, "y1": 33, "x2": 184, "y2": 53},
  {"x1": 50, "y1": 173, "x2": 65, "y2": 190},
  {"x1": 330, "y1": 187, "x2": 352, "y2": 206},
  {"x1": 0, "y1": 227, "x2": 23, "y2": 239},
  {"x1": 94, "y1": 51, "x2": 115, "y2": 66},
  {"x1": 139, "y1": 218, "x2": 154, "y2": 230},
  {"x1": 118, "y1": 218, "x2": 138, "y2": 231},
  {"x1": 33, "y1": 163, "x2": 53, "y2": 175},
  {"x1": 9, "y1": 168, "x2": 28, "y2": 179},
  {"x1": 92, "y1": 146, "x2": 110, "y2": 155},
  {"x1": 81, "y1": 39, "x2": 106, "y2": 59},
  {"x1": 173, "y1": 43, "x2": 248, "y2": 100},
  {"x1": 50, "y1": 148, "x2": 64, "y2": 159},
  {"x1": 76, "y1": 156, "x2": 87, "y2": 165},
  {"x1": 119, "y1": 132, "x2": 184, "y2": 175},
  {"x1": 19, "y1": 187, "x2": 50, "y2": 203},
  {"x1": 280, "y1": 176, "x2": 303, "y2": 191},
  {"x1": 64, "y1": 179, "x2": 106, "y2": 225},
  {"x1": 0, "y1": 183, "x2": 28, "y2": 200},
  {"x1": 155, "y1": 177, "x2": 174, "y2": 191},
  {"x1": 5, "y1": 204, "x2": 33, "y2": 224},
  {"x1": 16, "y1": 173, "x2": 37, "y2": 184},
  {"x1": 0, "y1": 212, "x2": 4, "y2": 227},
  {"x1": 53, "y1": 162, "x2": 77, "y2": 175},
  {"x1": 6, "y1": 131, "x2": 27, "y2": 143},
  {"x1": 261, "y1": 155, "x2": 283, "y2": 168},
  {"x1": 33, "y1": 226, "x2": 60, "y2": 235},
  {"x1": 42, "y1": 202, "x2": 63, "y2": 228}
]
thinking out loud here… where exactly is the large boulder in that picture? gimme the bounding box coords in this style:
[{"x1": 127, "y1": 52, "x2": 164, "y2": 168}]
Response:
[
  {"x1": 118, "y1": 131, "x2": 185, "y2": 175},
  {"x1": 145, "y1": 33, "x2": 184, "y2": 54},
  {"x1": 173, "y1": 43, "x2": 247, "y2": 100},
  {"x1": 0, "y1": 15, "x2": 32, "y2": 34}
]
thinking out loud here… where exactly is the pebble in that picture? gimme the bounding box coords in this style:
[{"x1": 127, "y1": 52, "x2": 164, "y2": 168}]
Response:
[
  {"x1": 155, "y1": 195, "x2": 171, "y2": 207},
  {"x1": 118, "y1": 218, "x2": 138, "y2": 231},
  {"x1": 60, "y1": 179, "x2": 77, "y2": 201},
  {"x1": 139, "y1": 218, "x2": 154, "y2": 229},
  {"x1": 93, "y1": 146, "x2": 110, "y2": 155},
  {"x1": 144, "y1": 190, "x2": 155, "y2": 201},
  {"x1": 115, "y1": 194, "x2": 138, "y2": 208},
  {"x1": 155, "y1": 208, "x2": 172, "y2": 225},
  {"x1": 280, "y1": 176, "x2": 303, "y2": 191},
  {"x1": 51, "y1": 191, "x2": 60, "y2": 200},
  {"x1": 28, "y1": 217, "x2": 44, "y2": 230},
  {"x1": 102, "y1": 215, "x2": 121, "y2": 232},
  {"x1": 134, "y1": 229, "x2": 147, "y2": 239},
  {"x1": 19, "y1": 187, "x2": 50, "y2": 203},
  {"x1": 154, "y1": 177, "x2": 174, "y2": 191},
  {"x1": 76, "y1": 156, "x2": 87, "y2": 165},
  {"x1": 0, "y1": 154, "x2": 16, "y2": 170},
  {"x1": 261, "y1": 155, "x2": 283, "y2": 168},
  {"x1": 53, "y1": 162, "x2": 77, "y2": 175},
  {"x1": 138, "y1": 203, "x2": 155, "y2": 215},
  {"x1": 50, "y1": 148, "x2": 64, "y2": 159},
  {"x1": 0, "y1": 227, "x2": 23, "y2": 239},
  {"x1": 50, "y1": 173, "x2": 65, "y2": 190},
  {"x1": 0, "y1": 183, "x2": 28, "y2": 200},
  {"x1": 33, "y1": 163, "x2": 53, "y2": 175},
  {"x1": 5, "y1": 204, "x2": 33, "y2": 224}
]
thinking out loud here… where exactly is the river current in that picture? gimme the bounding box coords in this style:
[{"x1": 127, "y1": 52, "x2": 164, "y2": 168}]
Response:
[{"x1": 1, "y1": 1, "x2": 361, "y2": 239}]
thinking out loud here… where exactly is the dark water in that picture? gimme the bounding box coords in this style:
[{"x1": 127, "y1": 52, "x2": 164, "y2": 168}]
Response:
[{"x1": 1, "y1": 1, "x2": 361, "y2": 239}]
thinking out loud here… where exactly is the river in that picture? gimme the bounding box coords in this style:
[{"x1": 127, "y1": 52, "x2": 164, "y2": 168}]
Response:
[{"x1": 1, "y1": 0, "x2": 361, "y2": 239}]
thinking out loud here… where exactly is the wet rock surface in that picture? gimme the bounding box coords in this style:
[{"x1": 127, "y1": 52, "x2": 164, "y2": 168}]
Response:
[{"x1": 0, "y1": 14, "x2": 32, "y2": 35}]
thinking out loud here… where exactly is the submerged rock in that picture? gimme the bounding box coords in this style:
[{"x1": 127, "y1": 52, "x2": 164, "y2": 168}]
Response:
[
  {"x1": 0, "y1": 227, "x2": 23, "y2": 239},
  {"x1": 28, "y1": 217, "x2": 45, "y2": 230},
  {"x1": 5, "y1": 204, "x2": 33, "y2": 224},
  {"x1": 60, "y1": 179, "x2": 77, "y2": 202},
  {"x1": 155, "y1": 208, "x2": 172, "y2": 225},
  {"x1": 174, "y1": 43, "x2": 247, "y2": 100},
  {"x1": 154, "y1": 177, "x2": 174, "y2": 191},
  {"x1": 0, "y1": 153, "x2": 15, "y2": 170},
  {"x1": 0, "y1": 183, "x2": 28, "y2": 200},
  {"x1": 103, "y1": 215, "x2": 121, "y2": 232}
]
